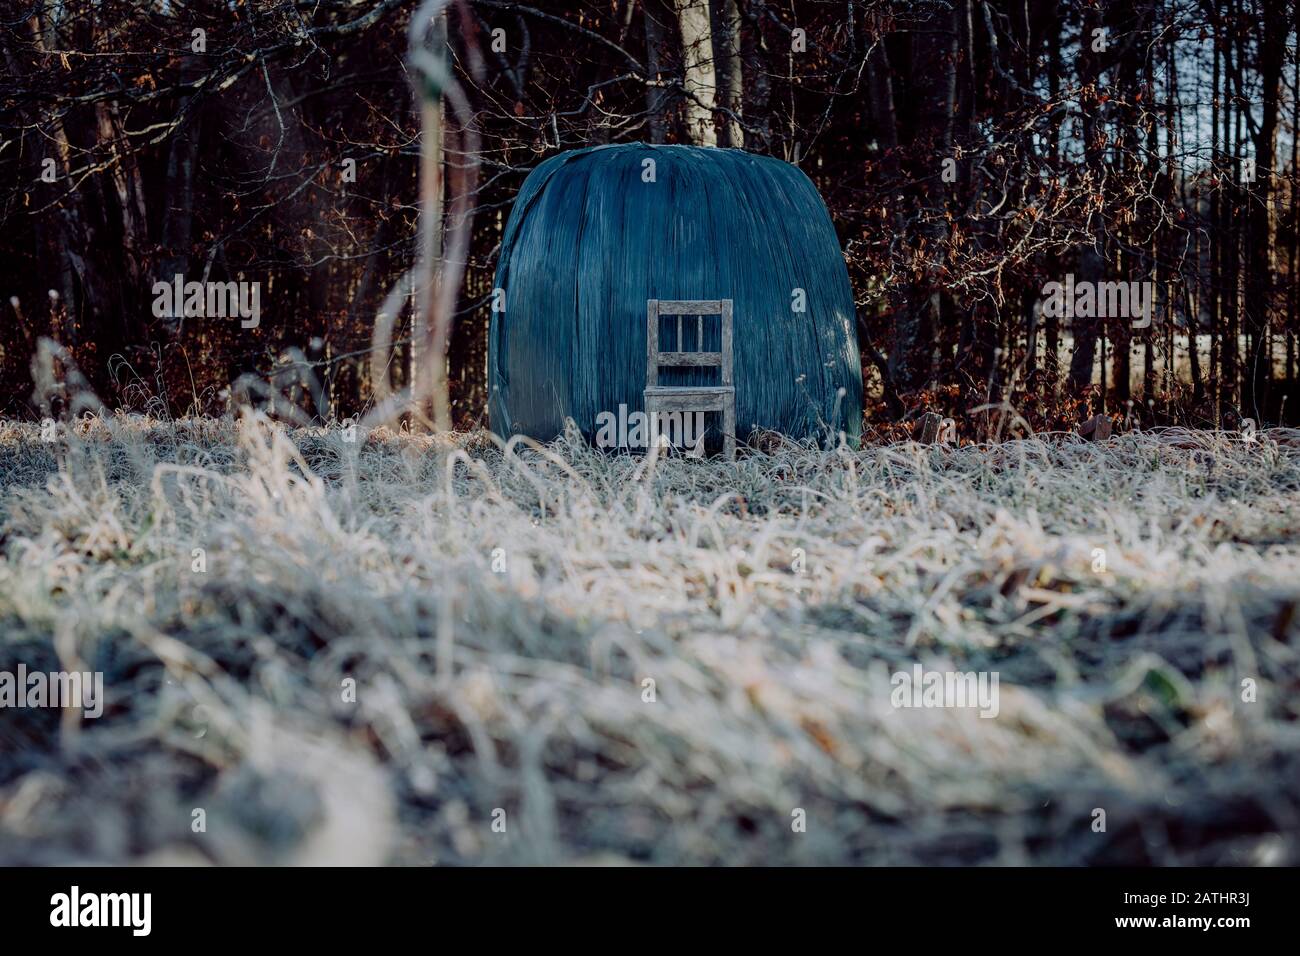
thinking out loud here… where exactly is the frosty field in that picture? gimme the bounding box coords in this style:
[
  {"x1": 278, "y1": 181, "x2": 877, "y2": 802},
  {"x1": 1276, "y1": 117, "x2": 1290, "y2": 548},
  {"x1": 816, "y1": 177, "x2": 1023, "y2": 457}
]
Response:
[{"x1": 1, "y1": 415, "x2": 1298, "y2": 865}]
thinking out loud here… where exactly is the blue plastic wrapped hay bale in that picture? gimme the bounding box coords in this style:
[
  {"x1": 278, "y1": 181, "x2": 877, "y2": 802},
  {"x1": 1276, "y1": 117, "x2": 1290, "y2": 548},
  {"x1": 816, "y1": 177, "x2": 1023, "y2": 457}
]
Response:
[{"x1": 488, "y1": 143, "x2": 863, "y2": 449}]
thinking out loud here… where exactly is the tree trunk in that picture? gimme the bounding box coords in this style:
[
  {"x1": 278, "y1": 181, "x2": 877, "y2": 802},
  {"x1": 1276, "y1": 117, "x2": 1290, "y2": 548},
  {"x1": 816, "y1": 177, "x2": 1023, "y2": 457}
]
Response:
[
  {"x1": 889, "y1": 3, "x2": 958, "y2": 392},
  {"x1": 409, "y1": 11, "x2": 448, "y2": 430},
  {"x1": 1242, "y1": 0, "x2": 1286, "y2": 421},
  {"x1": 643, "y1": 0, "x2": 675, "y2": 144},
  {"x1": 674, "y1": 0, "x2": 718, "y2": 146},
  {"x1": 710, "y1": 0, "x2": 744, "y2": 147},
  {"x1": 1068, "y1": 5, "x2": 1106, "y2": 392},
  {"x1": 738, "y1": 0, "x2": 771, "y2": 150},
  {"x1": 158, "y1": 54, "x2": 204, "y2": 322}
]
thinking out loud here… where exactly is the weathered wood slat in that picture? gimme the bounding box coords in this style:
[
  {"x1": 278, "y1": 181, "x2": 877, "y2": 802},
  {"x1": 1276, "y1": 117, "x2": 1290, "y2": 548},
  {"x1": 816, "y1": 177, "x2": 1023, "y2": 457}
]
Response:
[
  {"x1": 656, "y1": 299, "x2": 724, "y2": 315},
  {"x1": 645, "y1": 386, "x2": 733, "y2": 412},
  {"x1": 656, "y1": 351, "x2": 723, "y2": 366},
  {"x1": 645, "y1": 385, "x2": 734, "y2": 395},
  {"x1": 646, "y1": 300, "x2": 658, "y2": 388},
  {"x1": 720, "y1": 300, "x2": 733, "y2": 386}
]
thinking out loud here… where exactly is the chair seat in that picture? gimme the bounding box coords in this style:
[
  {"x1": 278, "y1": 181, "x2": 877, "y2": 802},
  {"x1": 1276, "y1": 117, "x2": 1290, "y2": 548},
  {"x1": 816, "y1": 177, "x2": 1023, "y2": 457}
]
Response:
[{"x1": 644, "y1": 385, "x2": 734, "y2": 414}]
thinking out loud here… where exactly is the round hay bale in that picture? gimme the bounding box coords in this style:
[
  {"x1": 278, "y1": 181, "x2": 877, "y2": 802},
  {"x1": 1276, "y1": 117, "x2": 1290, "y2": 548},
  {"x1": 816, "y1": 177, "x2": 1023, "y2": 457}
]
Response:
[{"x1": 488, "y1": 143, "x2": 863, "y2": 448}]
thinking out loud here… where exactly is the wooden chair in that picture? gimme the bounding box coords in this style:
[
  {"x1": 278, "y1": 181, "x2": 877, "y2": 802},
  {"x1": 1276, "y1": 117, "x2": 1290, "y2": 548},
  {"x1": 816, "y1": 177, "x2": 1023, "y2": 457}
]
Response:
[{"x1": 644, "y1": 298, "x2": 736, "y2": 459}]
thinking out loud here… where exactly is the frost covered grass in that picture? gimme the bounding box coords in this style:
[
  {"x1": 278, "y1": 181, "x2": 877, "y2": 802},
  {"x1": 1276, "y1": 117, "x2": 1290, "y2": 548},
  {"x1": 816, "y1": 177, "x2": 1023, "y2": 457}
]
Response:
[{"x1": 1, "y1": 413, "x2": 1299, "y2": 865}]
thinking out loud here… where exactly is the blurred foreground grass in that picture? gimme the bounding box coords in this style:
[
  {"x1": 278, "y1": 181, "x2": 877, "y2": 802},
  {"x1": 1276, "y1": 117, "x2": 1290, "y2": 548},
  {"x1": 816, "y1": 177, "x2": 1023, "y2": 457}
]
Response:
[{"x1": 1, "y1": 414, "x2": 1298, "y2": 864}]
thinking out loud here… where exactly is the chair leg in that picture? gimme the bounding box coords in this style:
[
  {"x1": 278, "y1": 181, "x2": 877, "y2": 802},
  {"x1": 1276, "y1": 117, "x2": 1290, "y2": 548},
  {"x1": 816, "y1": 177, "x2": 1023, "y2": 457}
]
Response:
[
  {"x1": 644, "y1": 396, "x2": 657, "y2": 449},
  {"x1": 723, "y1": 399, "x2": 736, "y2": 460}
]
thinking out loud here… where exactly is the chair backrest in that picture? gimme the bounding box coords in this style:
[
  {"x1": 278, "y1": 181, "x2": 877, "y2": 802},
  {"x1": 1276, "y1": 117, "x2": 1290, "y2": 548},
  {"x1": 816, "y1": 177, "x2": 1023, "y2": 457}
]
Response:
[{"x1": 646, "y1": 299, "x2": 733, "y2": 388}]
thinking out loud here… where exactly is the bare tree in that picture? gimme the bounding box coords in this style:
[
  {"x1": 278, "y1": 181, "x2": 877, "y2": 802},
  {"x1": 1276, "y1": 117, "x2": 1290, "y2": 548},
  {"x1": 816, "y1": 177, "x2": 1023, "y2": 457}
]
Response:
[{"x1": 675, "y1": 0, "x2": 719, "y2": 145}]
